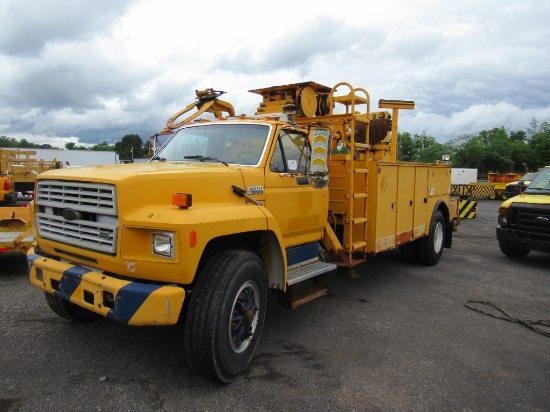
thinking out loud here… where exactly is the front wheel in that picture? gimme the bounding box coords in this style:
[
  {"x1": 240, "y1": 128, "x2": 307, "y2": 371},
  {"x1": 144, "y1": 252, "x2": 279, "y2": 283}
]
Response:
[
  {"x1": 498, "y1": 241, "x2": 530, "y2": 258},
  {"x1": 184, "y1": 250, "x2": 267, "y2": 383},
  {"x1": 417, "y1": 210, "x2": 445, "y2": 266}
]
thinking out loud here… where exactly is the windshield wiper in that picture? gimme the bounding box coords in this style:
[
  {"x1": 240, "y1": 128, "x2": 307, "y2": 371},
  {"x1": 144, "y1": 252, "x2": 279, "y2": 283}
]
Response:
[
  {"x1": 184, "y1": 155, "x2": 228, "y2": 166},
  {"x1": 150, "y1": 156, "x2": 166, "y2": 162}
]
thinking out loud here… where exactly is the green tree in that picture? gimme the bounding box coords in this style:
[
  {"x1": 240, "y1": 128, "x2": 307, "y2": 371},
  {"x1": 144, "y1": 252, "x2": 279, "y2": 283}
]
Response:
[
  {"x1": 510, "y1": 130, "x2": 527, "y2": 143},
  {"x1": 414, "y1": 132, "x2": 437, "y2": 153},
  {"x1": 418, "y1": 143, "x2": 451, "y2": 163},
  {"x1": 510, "y1": 141, "x2": 535, "y2": 172},
  {"x1": 65, "y1": 141, "x2": 87, "y2": 150},
  {"x1": 482, "y1": 149, "x2": 514, "y2": 172},
  {"x1": 397, "y1": 131, "x2": 438, "y2": 162},
  {"x1": 528, "y1": 121, "x2": 550, "y2": 168},
  {"x1": 114, "y1": 134, "x2": 145, "y2": 162},
  {"x1": 18, "y1": 138, "x2": 31, "y2": 148},
  {"x1": 452, "y1": 136, "x2": 485, "y2": 170},
  {"x1": 0, "y1": 136, "x2": 18, "y2": 147},
  {"x1": 527, "y1": 118, "x2": 539, "y2": 137},
  {"x1": 91, "y1": 141, "x2": 115, "y2": 151},
  {"x1": 397, "y1": 132, "x2": 416, "y2": 161}
]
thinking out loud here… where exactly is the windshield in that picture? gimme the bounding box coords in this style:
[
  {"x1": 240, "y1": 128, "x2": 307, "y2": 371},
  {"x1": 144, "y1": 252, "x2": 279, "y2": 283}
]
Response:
[
  {"x1": 524, "y1": 168, "x2": 550, "y2": 195},
  {"x1": 151, "y1": 123, "x2": 270, "y2": 166},
  {"x1": 520, "y1": 172, "x2": 538, "y2": 181}
]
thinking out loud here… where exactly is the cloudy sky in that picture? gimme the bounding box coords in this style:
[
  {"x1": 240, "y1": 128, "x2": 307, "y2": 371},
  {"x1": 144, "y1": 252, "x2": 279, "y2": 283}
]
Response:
[{"x1": 1, "y1": 0, "x2": 549, "y2": 148}]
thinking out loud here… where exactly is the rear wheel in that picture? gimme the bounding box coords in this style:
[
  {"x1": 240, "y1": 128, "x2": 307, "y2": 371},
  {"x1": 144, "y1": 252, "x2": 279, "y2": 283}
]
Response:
[
  {"x1": 417, "y1": 210, "x2": 445, "y2": 266},
  {"x1": 184, "y1": 250, "x2": 267, "y2": 383},
  {"x1": 498, "y1": 241, "x2": 530, "y2": 258},
  {"x1": 44, "y1": 292, "x2": 101, "y2": 322}
]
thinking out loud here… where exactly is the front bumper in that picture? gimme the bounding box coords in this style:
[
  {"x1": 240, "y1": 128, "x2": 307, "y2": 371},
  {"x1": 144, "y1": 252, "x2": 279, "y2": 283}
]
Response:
[
  {"x1": 28, "y1": 248, "x2": 185, "y2": 326},
  {"x1": 496, "y1": 226, "x2": 550, "y2": 253}
]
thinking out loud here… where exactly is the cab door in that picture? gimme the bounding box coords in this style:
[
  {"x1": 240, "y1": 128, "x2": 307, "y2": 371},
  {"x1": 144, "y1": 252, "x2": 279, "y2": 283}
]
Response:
[{"x1": 263, "y1": 127, "x2": 328, "y2": 248}]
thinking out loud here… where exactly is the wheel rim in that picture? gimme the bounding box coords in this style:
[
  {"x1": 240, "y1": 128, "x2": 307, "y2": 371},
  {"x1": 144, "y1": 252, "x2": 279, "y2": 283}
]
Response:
[
  {"x1": 229, "y1": 280, "x2": 260, "y2": 353},
  {"x1": 434, "y1": 221, "x2": 444, "y2": 254}
]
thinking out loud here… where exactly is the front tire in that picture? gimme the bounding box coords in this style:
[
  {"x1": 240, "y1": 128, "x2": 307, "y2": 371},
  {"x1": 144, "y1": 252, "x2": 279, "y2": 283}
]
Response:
[
  {"x1": 417, "y1": 210, "x2": 445, "y2": 266},
  {"x1": 184, "y1": 250, "x2": 267, "y2": 383},
  {"x1": 44, "y1": 292, "x2": 101, "y2": 322},
  {"x1": 498, "y1": 241, "x2": 530, "y2": 258}
]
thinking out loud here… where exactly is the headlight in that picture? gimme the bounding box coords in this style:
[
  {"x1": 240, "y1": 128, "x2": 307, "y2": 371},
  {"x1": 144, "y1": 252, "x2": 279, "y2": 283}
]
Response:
[
  {"x1": 497, "y1": 214, "x2": 507, "y2": 225},
  {"x1": 152, "y1": 232, "x2": 174, "y2": 258}
]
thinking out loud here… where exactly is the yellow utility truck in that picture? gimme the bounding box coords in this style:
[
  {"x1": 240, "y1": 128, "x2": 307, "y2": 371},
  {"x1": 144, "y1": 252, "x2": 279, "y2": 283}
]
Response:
[{"x1": 28, "y1": 81, "x2": 459, "y2": 382}]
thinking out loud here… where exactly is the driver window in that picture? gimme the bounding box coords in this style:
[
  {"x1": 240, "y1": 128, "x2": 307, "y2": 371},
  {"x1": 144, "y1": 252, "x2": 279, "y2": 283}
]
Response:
[{"x1": 269, "y1": 130, "x2": 310, "y2": 173}]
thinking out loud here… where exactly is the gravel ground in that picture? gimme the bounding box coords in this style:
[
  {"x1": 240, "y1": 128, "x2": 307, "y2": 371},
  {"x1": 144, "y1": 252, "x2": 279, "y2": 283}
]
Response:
[{"x1": 0, "y1": 199, "x2": 549, "y2": 412}]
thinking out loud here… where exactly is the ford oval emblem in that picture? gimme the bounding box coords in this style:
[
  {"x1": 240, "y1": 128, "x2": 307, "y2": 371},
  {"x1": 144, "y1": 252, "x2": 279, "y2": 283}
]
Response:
[{"x1": 61, "y1": 208, "x2": 81, "y2": 221}]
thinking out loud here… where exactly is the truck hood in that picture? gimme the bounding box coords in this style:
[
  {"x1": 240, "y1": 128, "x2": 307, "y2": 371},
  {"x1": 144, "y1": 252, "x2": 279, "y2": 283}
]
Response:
[
  {"x1": 37, "y1": 162, "x2": 247, "y2": 207},
  {"x1": 502, "y1": 193, "x2": 550, "y2": 207}
]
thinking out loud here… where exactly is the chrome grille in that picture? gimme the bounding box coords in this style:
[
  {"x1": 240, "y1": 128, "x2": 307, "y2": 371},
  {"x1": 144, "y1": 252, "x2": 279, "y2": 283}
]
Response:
[
  {"x1": 35, "y1": 180, "x2": 118, "y2": 254},
  {"x1": 509, "y1": 204, "x2": 550, "y2": 233},
  {"x1": 36, "y1": 180, "x2": 117, "y2": 215}
]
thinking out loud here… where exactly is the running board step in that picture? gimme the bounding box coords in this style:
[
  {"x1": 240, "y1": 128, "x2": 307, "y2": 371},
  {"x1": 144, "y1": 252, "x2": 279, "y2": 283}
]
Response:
[
  {"x1": 287, "y1": 260, "x2": 337, "y2": 286},
  {"x1": 278, "y1": 261, "x2": 336, "y2": 309}
]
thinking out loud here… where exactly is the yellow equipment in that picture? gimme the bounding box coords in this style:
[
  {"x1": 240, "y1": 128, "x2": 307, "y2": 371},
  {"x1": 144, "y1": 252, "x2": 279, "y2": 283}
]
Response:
[
  {"x1": 0, "y1": 205, "x2": 33, "y2": 254},
  {"x1": 0, "y1": 149, "x2": 60, "y2": 254},
  {"x1": 27, "y1": 80, "x2": 459, "y2": 383}
]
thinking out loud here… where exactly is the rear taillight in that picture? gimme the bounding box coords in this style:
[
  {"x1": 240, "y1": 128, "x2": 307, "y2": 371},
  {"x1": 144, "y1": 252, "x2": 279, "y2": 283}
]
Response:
[{"x1": 3, "y1": 180, "x2": 9, "y2": 190}]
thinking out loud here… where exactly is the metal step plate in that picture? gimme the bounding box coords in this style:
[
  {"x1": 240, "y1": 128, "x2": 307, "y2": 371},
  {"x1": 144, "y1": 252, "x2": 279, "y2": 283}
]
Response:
[{"x1": 287, "y1": 260, "x2": 336, "y2": 286}]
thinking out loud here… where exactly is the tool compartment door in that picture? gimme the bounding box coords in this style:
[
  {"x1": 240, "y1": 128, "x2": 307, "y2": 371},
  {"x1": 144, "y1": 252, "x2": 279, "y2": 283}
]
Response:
[
  {"x1": 396, "y1": 165, "x2": 415, "y2": 245},
  {"x1": 367, "y1": 164, "x2": 397, "y2": 253},
  {"x1": 413, "y1": 166, "x2": 429, "y2": 238}
]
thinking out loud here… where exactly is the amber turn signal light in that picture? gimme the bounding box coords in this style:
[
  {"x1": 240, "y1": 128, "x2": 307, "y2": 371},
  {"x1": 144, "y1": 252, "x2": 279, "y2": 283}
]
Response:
[{"x1": 172, "y1": 193, "x2": 192, "y2": 209}]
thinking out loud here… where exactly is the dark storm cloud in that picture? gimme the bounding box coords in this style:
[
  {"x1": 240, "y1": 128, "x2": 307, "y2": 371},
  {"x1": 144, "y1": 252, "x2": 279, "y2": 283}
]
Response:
[
  {"x1": 4, "y1": 54, "x2": 153, "y2": 110},
  {"x1": 0, "y1": 0, "x2": 135, "y2": 55},
  {"x1": 213, "y1": 17, "x2": 382, "y2": 75},
  {"x1": 1, "y1": 0, "x2": 549, "y2": 146}
]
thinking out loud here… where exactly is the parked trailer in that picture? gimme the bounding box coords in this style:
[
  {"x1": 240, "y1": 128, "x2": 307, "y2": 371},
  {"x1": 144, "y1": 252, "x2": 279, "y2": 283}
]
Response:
[{"x1": 0, "y1": 205, "x2": 33, "y2": 254}]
